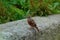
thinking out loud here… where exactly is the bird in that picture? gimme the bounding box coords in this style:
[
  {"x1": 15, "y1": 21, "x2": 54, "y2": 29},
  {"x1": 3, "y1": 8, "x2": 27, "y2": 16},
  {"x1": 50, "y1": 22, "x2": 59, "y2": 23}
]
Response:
[{"x1": 27, "y1": 16, "x2": 39, "y2": 32}]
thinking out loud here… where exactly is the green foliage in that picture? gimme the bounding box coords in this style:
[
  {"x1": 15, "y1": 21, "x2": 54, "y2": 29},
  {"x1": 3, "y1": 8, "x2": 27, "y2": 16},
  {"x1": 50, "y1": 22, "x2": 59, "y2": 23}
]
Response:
[
  {"x1": 0, "y1": 0, "x2": 60, "y2": 24},
  {"x1": 29, "y1": 0, "x2": 60, "y2": 16},
  {"x1": 0, "y1": 0, "x2": 27, "y2": 24}
]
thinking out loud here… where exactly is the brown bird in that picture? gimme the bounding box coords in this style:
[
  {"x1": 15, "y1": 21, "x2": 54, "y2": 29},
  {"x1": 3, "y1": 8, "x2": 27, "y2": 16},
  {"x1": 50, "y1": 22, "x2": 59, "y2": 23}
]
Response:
[{"x1": 27, "y1": 16, "x2": 39, "y2": 32}]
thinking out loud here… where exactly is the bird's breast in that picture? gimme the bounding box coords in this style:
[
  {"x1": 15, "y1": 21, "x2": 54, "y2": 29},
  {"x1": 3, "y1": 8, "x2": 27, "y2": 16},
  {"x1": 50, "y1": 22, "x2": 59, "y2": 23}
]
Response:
[{"x1": 27, "y1": 19, "x2": 36, "y2": 27}]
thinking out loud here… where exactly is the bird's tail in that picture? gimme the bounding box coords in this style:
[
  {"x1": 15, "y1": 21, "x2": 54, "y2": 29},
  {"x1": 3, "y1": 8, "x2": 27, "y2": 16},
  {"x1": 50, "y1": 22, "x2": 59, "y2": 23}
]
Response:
[{"x1": 35, "y1": 26, "x2": 39, "y2": 32}]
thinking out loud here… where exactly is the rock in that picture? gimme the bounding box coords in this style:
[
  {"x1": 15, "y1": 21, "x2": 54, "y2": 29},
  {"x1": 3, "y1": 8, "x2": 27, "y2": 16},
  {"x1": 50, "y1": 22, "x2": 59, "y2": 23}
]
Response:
[{"x1": 0, "y1": 14, "x2": 60, "y2": 40}]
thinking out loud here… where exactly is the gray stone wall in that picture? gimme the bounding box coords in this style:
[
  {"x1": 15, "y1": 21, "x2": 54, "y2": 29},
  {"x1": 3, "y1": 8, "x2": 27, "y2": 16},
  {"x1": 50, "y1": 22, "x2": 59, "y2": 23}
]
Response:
[{"x1": 0, "y1": 14, "x2": 60, "y2": 40}]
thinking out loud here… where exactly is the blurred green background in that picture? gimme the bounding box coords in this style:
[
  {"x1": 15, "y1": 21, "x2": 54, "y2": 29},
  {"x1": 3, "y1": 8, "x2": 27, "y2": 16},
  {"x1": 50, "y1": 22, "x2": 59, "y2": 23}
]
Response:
[{"x1": 0, "y1": 0, "x2": 60, "y2": 24}]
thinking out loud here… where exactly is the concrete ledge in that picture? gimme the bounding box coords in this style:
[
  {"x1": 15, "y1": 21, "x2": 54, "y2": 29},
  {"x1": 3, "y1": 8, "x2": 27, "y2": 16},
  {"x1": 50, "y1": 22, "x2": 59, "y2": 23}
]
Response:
[{"x1": 0, "y1": 14, "x2": 60, "y2": 40}]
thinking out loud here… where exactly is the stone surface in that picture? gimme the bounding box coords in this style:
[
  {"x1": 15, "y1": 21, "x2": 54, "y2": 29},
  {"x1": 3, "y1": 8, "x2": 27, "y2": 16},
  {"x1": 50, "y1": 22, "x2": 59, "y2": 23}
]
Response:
[{"x1": 0, "y1": 14, "x2": 60, "y2": 40}]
